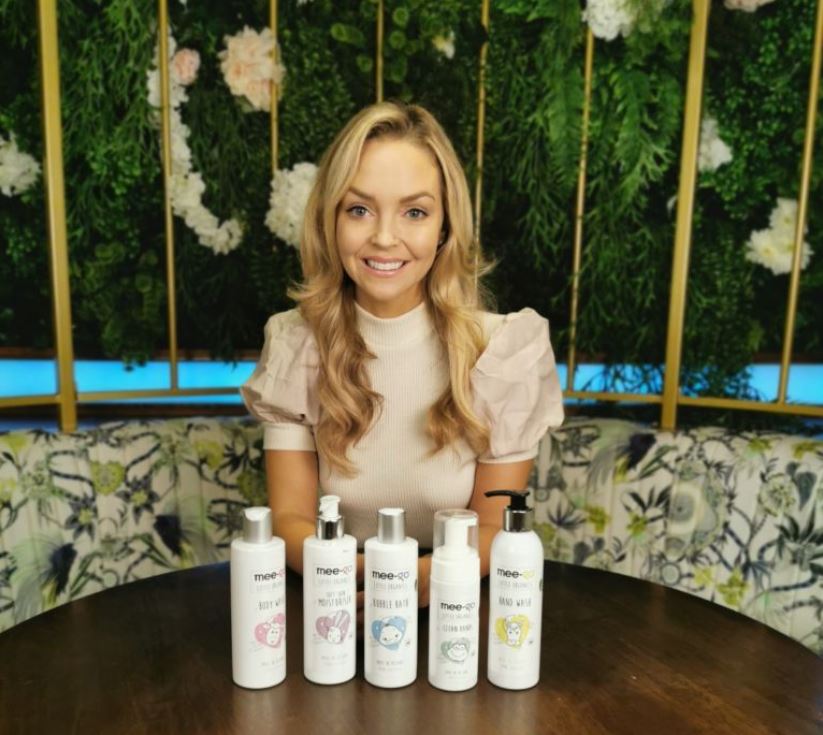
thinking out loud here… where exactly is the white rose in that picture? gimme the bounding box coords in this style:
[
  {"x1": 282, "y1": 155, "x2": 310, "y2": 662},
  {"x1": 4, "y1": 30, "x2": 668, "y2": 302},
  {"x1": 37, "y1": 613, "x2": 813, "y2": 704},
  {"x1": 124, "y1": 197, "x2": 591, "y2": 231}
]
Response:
[{"x1": 0, "y1": 135, "x2": 41, "y2": 197}]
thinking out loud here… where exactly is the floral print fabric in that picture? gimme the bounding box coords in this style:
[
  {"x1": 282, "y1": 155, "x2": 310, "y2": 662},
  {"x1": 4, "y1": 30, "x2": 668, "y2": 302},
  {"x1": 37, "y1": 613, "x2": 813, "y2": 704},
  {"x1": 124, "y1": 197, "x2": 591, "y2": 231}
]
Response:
[
  {"x1": 529, "y1": 418, "x2": 823, "y2": 654},
  {"x1": 0, "y1": 418, "x2": 265, "y2": 631}
]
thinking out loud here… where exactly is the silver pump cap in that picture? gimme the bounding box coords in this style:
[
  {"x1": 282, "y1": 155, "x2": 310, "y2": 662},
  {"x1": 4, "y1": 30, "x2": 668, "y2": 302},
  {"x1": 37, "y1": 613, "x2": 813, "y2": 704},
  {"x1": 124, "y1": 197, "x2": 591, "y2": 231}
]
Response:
[
  {"x1": 243, "y1": 506, "x2": 273, "y2": 544},
  {"x1": 377, "y1": 508, "x2": 405, "y2": 544},
  {"x1": 317, "y1": 495, "x2": 345, "y2": 540},
  {"x1": 504, "y1": 505, "x2": 534, "y2": 533}
]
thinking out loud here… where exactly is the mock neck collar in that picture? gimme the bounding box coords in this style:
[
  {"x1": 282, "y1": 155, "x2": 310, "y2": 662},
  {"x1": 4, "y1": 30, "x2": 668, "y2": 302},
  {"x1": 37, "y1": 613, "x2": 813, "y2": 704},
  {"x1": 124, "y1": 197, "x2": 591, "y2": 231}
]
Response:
[{"x1": 354, "y1": 300, "x2": 434, "y2": 348}]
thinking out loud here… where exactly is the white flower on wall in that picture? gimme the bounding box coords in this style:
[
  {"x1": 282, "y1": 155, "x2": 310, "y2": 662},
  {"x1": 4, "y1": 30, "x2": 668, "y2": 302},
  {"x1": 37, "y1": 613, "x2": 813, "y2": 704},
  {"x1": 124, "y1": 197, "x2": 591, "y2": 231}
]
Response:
[
  {"x1": 698, "y1": 116, "x2": 733, "y2": 173},
  {"x1": 582, "y1": 0, "x2": 636, "y2": 41},
  {"x1": 265, "y1": 162, "x2": 318, "y2": 249},
  {"x1": 147, "y1": 35, "x2": 244, "y2": 255},
  {"x1": 219, "y1": 27, "x2": 285, "y2": 112},
  {"x1": 745, "y1": 198, "x2": 813, "y2": 275},
  {"x1": 724, "y1": 0, "x2": 776, "y2": 11},
  {"x1": 432, "y1": 31, "x2": 456, "y2": 59},
  {"x1": 0, "y1": 134, "x2": 40, "y2": 197}
]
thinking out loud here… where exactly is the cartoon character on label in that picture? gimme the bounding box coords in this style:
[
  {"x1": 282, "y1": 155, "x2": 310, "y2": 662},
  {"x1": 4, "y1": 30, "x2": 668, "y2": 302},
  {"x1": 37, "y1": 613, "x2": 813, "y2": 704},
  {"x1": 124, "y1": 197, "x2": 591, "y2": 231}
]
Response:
[
  {"x1": 316, "y1": 610, "x2": 351, "y2": 644},
  {"x1": 254, "y1": 613, "x2": 286, "y2": 648},
  {"x1": 494, "y1": 614, "x2": 529, "y2": 648},
  {"x1": 371, "y1": 616, "x2": 407, "y2": 650},
  {"x1": 441, "y1": 638, "x2": 471, "y2": 663}
]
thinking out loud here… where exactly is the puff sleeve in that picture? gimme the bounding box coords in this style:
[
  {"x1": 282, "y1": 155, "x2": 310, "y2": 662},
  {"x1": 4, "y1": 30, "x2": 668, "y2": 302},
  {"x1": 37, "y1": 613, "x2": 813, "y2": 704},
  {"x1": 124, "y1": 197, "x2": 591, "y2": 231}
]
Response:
[
  {"x1": 240, "y1": 310, "x2": 320, "y2": 452},
  {"x1": 471, "y1": 308, "x2": 564, "y2": 464}
]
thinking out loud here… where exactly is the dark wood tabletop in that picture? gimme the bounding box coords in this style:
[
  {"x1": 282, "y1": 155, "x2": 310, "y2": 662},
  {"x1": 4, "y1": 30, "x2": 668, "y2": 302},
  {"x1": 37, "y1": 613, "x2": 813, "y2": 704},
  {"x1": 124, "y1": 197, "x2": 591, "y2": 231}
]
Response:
[{"x1": 1, "y1": 560, "x2": 821, "y2": 735}]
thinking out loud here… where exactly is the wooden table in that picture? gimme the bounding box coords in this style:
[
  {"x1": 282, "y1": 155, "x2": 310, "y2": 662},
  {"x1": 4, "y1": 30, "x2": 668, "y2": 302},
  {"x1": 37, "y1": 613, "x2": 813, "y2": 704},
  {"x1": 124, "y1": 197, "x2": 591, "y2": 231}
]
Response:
[{"x1": 1, "y1": 560, "x2": 821, "y2": 734}]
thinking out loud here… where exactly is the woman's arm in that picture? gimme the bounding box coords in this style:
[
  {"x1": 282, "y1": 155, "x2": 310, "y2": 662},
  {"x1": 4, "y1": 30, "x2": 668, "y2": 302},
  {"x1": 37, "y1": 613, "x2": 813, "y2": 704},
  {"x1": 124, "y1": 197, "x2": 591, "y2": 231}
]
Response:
[
  {"x1": 264, "y1": 449, "x2": 320, "y2": 576},
  {"x1": 418, "y1": 458, "x2": 534, "y2": 608}
]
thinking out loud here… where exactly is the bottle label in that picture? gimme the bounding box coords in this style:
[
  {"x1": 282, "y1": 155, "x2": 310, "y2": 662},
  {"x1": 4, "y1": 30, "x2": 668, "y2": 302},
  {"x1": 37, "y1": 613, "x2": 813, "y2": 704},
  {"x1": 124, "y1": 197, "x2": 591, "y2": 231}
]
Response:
[
  {"x1": 490, "y1": 565, "x2": 542, "y2": 675},
  {"x1": 309, "y1": 563, "x2": 354, "y2": 666},
  {"x1": 433, "y1": 596, "x2": 478, "y2": 681},
  {"x1": 244, "y1": 565, "x2": 287, "y2": 670},
  {"x1": 366, "y1": 566, "x2": 416, "y2": 675}
]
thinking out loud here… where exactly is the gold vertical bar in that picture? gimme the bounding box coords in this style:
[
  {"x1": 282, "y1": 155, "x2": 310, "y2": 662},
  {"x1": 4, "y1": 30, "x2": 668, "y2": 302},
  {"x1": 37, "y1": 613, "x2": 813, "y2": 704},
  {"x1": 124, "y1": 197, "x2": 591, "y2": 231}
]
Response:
[
  {"x1": 567, "y1": 29, "x2": 595, "y2": 393},
  {"x1": 660, "y1": 0, "x2": 711, "y2": 430},
  {"x1": 37, "y1": 0, "x2": 77, "y2": 431},
  {"x1": 157, "y1": 0, "x2": 178, "y2": 389},
  {"x1": 474, "y1": 0, "x2": 491, "y2": 246},
  {"x1": 270, "y1": 0, "x2": 279, "y2": 171},
  {"x1": 376, "y1": 0, "x2": 384, "y2": 103},
  {"x1": 777, "y1": 0, "x2": 823, "y2": 403}
]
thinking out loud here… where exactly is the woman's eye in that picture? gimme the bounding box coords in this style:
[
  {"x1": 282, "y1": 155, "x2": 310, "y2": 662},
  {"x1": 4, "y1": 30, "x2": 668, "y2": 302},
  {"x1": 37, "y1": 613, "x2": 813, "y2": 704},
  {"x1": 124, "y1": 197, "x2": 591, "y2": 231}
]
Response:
[
  {"x1": 407, "y1": 208, "x2": 427, "y2": 220},
  {"x1": 347, "y1": 205, "x2": 369, "y2": 217}
]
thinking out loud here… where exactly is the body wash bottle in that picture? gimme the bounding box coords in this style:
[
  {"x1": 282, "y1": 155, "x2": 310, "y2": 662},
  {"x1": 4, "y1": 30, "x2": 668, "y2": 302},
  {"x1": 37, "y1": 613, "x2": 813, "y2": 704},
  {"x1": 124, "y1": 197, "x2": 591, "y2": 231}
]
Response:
[
  {"x1": 485, "y1": 490, "x2": 544, "y2": 690},
  {"x1": 428, "y1": 509, "x2": 480, "y2": 692},
  {"x1": 364, "y1": 507, "x2": 418, "y2": 688},
  {"x1": 230, "y1": 506, "x2": 287, "y2": 689},
  {"x1": 302, "y1": 495, "x2": 357, "y2": 685}
]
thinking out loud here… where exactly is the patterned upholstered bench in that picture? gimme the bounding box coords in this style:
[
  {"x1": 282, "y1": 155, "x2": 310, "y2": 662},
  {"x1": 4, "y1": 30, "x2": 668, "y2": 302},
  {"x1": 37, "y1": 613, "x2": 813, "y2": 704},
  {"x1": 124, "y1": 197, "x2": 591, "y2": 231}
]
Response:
[
  {"x1": 0, "y1": 418, "x2": 266, "y2": 632},
  {"x1": 530, "y1": 418, "x2": 823, "y2": 655},
  {"x1": 2, "y1": 416, "x2": 822, "y2": 656}
]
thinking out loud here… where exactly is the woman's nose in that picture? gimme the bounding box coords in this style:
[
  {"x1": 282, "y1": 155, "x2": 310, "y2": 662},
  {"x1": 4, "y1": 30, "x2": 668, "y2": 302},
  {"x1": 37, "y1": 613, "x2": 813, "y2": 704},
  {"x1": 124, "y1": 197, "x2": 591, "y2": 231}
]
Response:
[{"x1": 371, "y1": 220, "x2": 398, "y2": 248}]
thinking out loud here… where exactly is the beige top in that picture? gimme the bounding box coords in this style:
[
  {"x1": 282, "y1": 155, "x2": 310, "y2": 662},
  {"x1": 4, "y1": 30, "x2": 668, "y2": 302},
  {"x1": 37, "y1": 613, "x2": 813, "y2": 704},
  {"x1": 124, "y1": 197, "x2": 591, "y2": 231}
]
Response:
[{"x1": 240, "y1": 301, "x2": 564, "y2": 547}]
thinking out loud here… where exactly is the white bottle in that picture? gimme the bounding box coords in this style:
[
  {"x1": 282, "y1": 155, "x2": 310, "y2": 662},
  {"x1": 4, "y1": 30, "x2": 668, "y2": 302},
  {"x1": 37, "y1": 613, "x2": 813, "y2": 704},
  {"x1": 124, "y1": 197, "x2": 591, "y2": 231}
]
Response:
[
  {"x1": 486, "y1": 490, "x2": 544, "y2": 690},
  {"x1": 428, "y1": 509, "x2": 480, "y2": 692},
  {"x1": 302, "y1": 495, "x2": 357, "y2": 685},
  {"x1": 230, "y1": 506, "x2": 287, "y2": 689},
  {"x1": 364, "y1": 507, "x2": 419, "y2": 688}
]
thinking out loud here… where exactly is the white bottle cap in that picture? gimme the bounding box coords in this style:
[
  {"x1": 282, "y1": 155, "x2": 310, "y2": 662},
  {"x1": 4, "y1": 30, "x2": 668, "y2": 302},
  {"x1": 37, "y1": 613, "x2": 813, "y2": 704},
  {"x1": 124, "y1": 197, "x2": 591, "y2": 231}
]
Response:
[
  {"x1": 243, "y1": 506, "x2": 273, "y2": 544},
  {"x1": 432, "y1": 509, "x2": 479, "y2": 558}
]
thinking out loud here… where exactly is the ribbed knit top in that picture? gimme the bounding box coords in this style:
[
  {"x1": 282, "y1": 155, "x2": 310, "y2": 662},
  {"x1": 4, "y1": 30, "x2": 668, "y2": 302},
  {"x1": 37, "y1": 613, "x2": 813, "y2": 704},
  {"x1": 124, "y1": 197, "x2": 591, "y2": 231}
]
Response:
[{"x1": 241, "y1": 301, "x2": 563, "y2": 547}]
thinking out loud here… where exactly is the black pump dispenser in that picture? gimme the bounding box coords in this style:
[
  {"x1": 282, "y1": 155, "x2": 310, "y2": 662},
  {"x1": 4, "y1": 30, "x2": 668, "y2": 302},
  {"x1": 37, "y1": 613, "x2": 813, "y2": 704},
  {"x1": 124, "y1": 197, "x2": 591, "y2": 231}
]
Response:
[{"x1": 484, "y1": 489, "x2": 533, "y2": 532}]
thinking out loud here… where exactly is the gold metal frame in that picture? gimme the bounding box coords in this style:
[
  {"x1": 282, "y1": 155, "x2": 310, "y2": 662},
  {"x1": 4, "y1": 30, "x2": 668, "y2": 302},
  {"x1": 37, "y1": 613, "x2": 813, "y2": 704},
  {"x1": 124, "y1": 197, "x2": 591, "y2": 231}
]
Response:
[{"x1": 3, "y1": 0, "x2": 821, "y2": 431}]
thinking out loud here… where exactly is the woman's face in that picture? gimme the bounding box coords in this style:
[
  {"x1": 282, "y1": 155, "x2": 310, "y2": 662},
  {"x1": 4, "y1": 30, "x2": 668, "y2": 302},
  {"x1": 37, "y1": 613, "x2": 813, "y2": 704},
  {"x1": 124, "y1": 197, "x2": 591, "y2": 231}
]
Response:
[{"x1": 336, "y1": 137, "x2": 445, "y2": 318}]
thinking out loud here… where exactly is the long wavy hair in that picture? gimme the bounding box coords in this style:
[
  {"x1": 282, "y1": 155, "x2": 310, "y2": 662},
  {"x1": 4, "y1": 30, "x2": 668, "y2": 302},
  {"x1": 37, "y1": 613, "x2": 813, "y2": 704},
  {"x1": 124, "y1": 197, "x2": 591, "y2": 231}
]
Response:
[{"x1": 290, "y1": 101, "x2": 494, "y2": 476}]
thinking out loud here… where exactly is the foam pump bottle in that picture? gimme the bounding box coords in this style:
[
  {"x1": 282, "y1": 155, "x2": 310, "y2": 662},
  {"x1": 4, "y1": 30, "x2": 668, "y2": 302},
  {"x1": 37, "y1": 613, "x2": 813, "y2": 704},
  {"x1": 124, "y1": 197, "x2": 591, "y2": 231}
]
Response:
[
  {"x1": 485, "y1": 490, "x2": 544, "y2": 690},
  {"x1": 364, "y1": 507, "x2": 419, "y2": 688},
  {"x1": 230, "y1": 506, "x2": 287, "y2": 689},
  {"x1": 428, "y1": 509, "x2": 480, "y2": 692},
  {"x1": 302, "y1": 495, "x2": 357, "y2": 685}
]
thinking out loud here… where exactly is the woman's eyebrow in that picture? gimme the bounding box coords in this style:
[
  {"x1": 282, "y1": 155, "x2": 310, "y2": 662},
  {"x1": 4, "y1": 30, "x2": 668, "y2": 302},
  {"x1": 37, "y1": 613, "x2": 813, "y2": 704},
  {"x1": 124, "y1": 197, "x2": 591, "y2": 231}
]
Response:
[{"x1": 347, "y1": 187, "x2": 435, "y2": 203}]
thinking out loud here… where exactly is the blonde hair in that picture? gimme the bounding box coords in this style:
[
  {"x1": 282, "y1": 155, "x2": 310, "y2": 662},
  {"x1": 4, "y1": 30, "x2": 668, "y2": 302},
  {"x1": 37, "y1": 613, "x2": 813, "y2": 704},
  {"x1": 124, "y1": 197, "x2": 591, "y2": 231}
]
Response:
[{"x1": 290, "y1": 101, "x2": 493, "y2": 476}]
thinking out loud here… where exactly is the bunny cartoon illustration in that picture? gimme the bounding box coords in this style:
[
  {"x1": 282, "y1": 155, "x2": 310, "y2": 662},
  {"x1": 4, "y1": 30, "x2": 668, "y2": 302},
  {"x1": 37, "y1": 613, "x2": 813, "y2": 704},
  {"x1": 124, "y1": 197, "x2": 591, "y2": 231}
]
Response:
[
  {"x1": 254, "y1": 613, "x2": 286, "y2": 649},
  {"x1": 316, "y1": 610, "x2": 351, "y2": 644}
]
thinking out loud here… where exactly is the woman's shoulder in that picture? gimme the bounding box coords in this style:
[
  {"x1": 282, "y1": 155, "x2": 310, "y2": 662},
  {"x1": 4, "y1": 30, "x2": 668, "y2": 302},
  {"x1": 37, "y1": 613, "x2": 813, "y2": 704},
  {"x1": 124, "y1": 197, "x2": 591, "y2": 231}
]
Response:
[
  {"x1": 263, "y1": 308, "x2": 312, "y2": 341},
  {"x1": 476, "y1": 308, "x2": 550, "y2": 355}
]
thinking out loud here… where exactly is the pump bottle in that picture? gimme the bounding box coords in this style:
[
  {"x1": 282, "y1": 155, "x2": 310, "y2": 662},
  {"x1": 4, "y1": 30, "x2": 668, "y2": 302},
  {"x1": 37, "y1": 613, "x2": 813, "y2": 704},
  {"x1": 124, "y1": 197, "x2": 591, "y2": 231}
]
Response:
[
  {"x1": 485, "y1": 490, "x2": 544, "y2": 690},
  {"x1": 428, "y1": 509, "x2": 480, "y2": 691},
  {"x1": 302, "y1": 495, "x2": 357, "y2": 685},
  {"x1": 230, "y1": 506, "x2": 287, "y2": 689},
  {"x1": 364, "y1": 507, "x2": 418, "y2": 688}
]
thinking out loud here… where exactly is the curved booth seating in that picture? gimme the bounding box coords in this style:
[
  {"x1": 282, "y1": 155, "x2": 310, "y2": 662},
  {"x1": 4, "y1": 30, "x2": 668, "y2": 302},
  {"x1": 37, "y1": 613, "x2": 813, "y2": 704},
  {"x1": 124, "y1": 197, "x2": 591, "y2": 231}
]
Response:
[
  {"x1": 0, "y1": 416, "x2": 821, "y2": 656},
  {"x1": 530, "y1": 418, "x2": 823, "y2": 655}
]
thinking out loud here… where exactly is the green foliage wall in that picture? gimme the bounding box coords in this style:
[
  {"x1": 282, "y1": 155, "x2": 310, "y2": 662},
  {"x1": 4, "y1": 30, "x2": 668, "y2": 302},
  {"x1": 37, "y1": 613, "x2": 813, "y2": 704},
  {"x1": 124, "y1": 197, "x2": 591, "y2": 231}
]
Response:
[{"x1": 0, "y1": 0, "x2": 821, "y2": 403}]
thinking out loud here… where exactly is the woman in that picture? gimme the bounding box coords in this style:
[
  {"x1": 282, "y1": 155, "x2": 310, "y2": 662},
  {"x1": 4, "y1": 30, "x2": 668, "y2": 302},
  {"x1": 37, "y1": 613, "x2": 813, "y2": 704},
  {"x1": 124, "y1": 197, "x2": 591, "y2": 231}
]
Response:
[{"x1": 241, "y1": 101, "x2": 563, "y2": 612}]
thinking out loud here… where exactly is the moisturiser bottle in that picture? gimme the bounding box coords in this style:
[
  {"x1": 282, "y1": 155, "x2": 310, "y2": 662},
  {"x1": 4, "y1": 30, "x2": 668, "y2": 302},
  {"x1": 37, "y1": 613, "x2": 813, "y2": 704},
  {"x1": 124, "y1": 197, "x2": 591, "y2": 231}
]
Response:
[
  {"x1": 428, "y1": 509, "x2": 480, "y2": 692},
  {"x1": 230, "y1": 506, "x2": 287, "y2": 689},
  {"x1": 302, "y1": 495, "x2": 357, "y2": 685},
  {"x1": 364, "y1": 508, "x2": 419, "y2": 688},
  {"x1": 485, "y1": 490, "x2": 544, "y2": 690}
]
